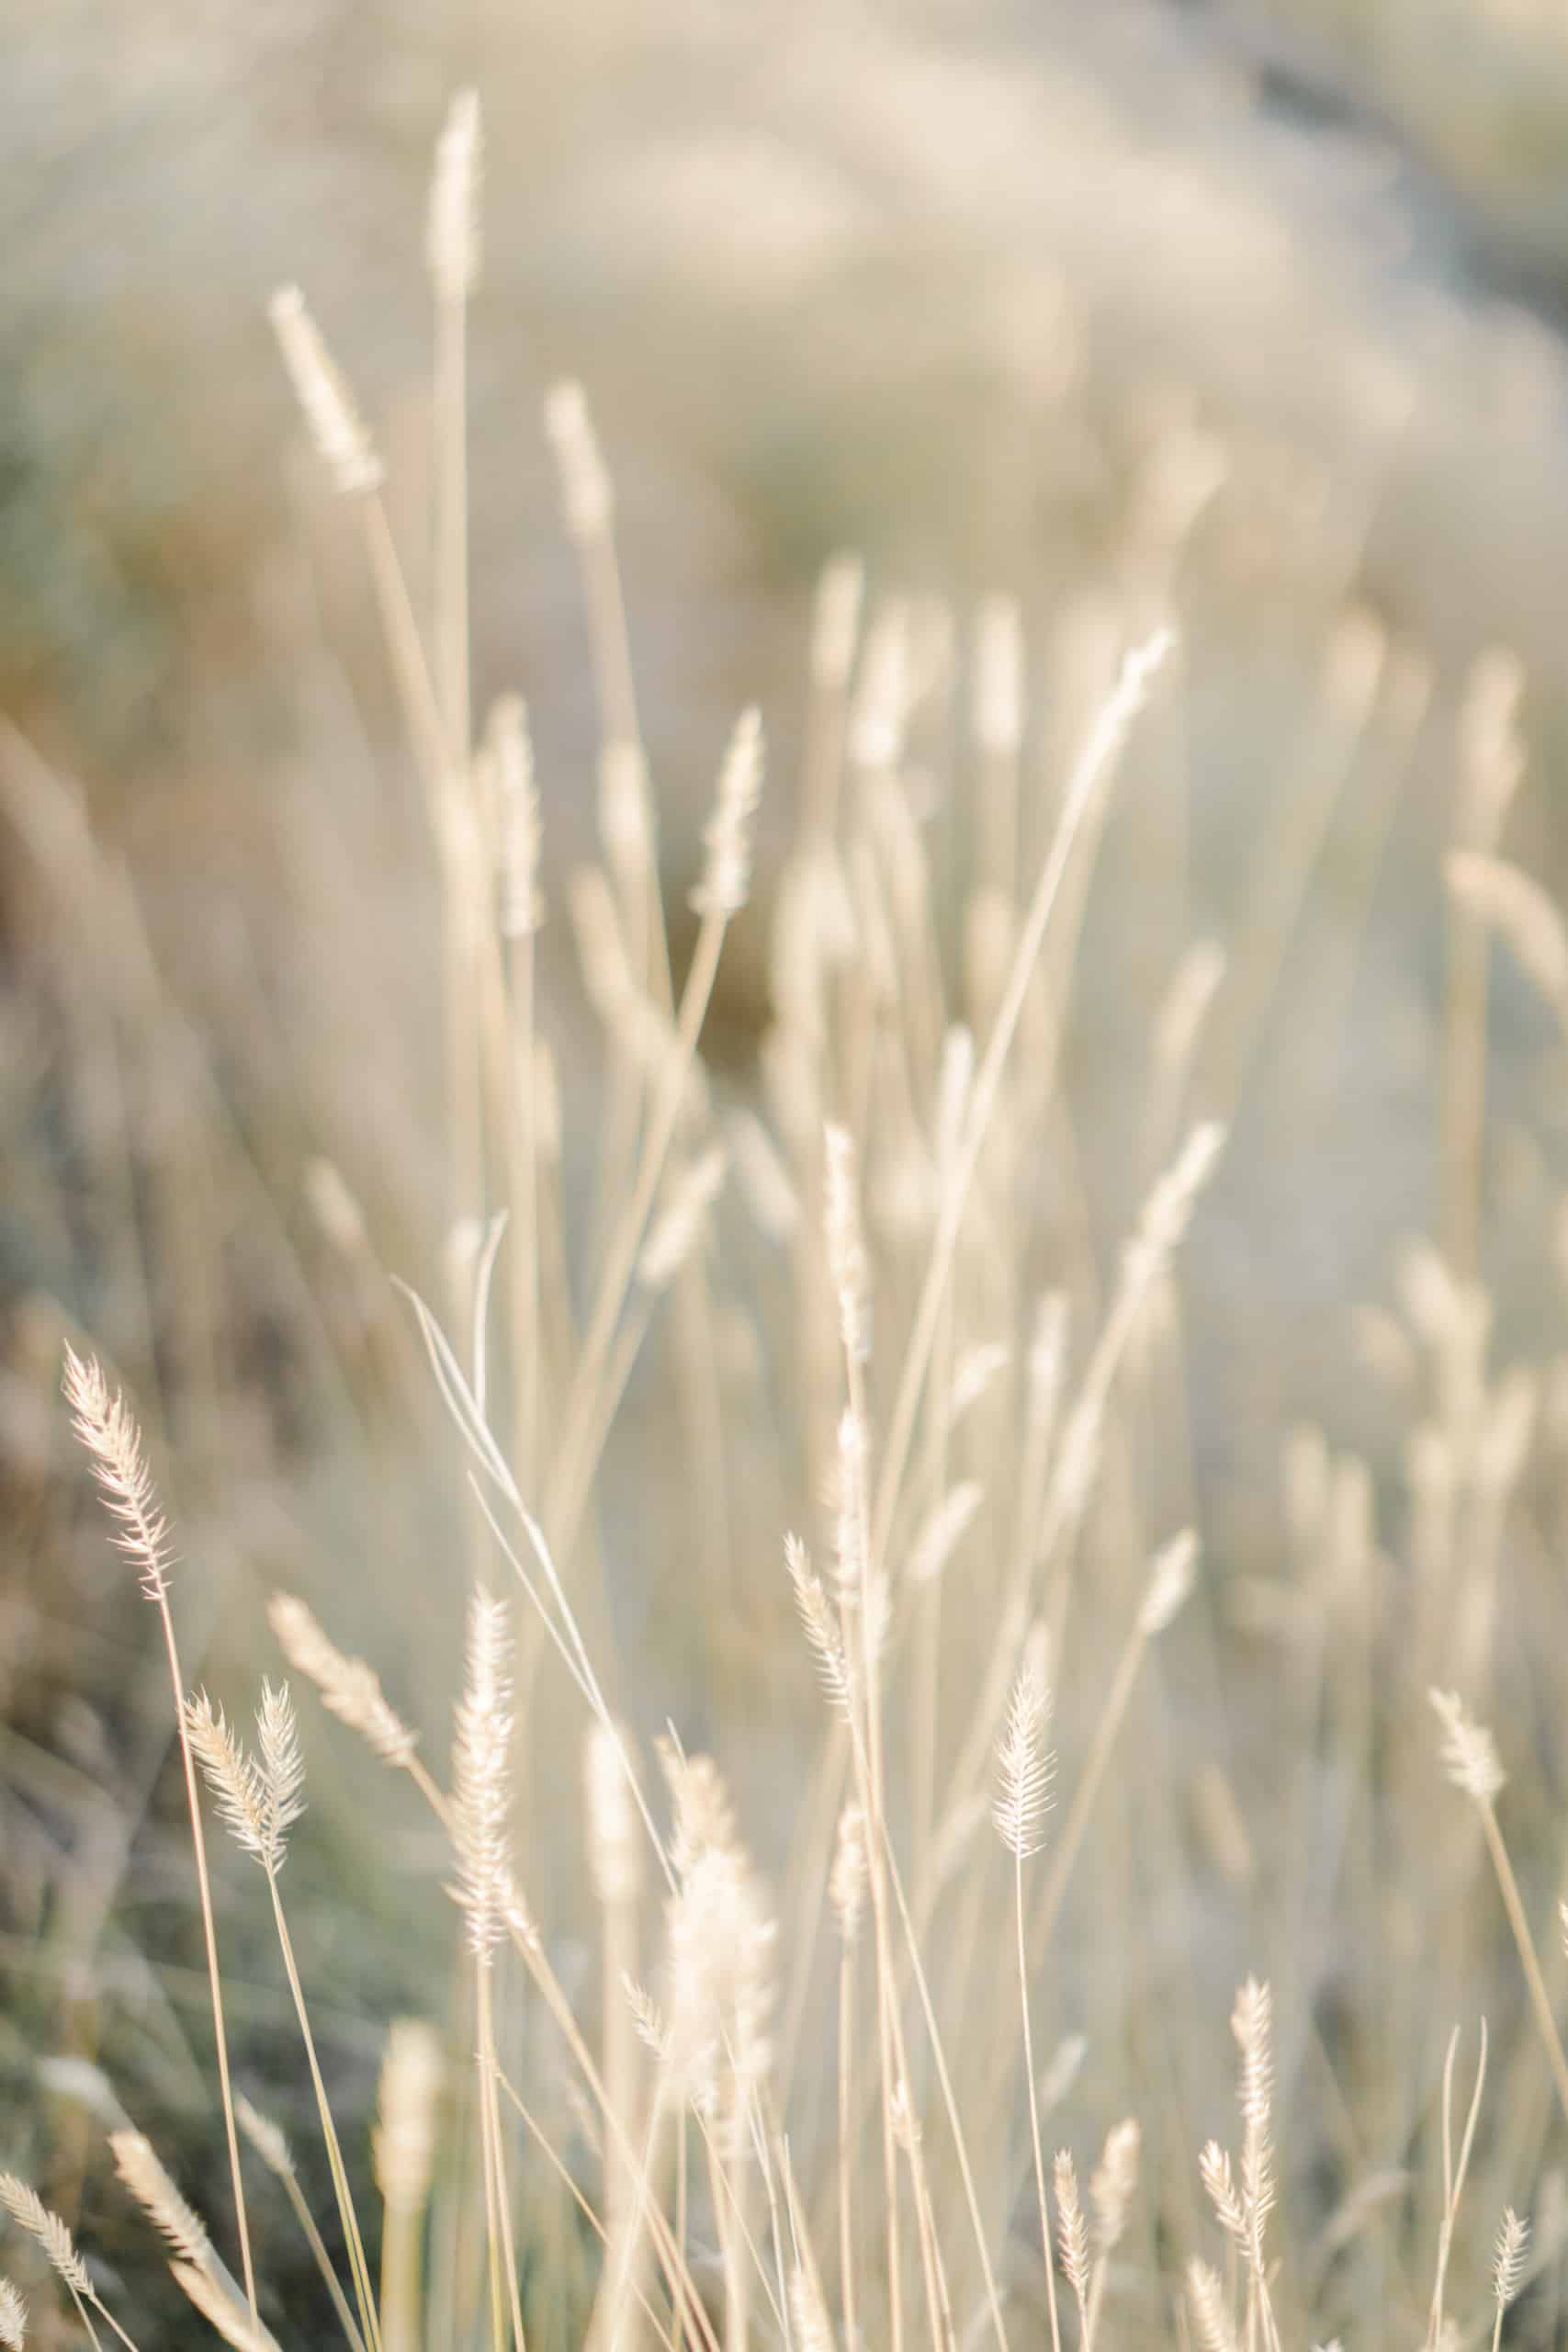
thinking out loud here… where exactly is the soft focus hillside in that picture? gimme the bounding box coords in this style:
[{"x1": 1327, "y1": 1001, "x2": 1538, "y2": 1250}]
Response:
[{"x1": 7, "y1": 6, "x2": 1568, "y2": 2349}]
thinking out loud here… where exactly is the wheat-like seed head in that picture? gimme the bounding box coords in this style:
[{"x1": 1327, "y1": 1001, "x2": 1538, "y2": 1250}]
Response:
[
  {"x1": 186, "y1": 1689, "x2": 302, "y2": 1875},
  {"x1": 661, "y1": 1748, "x2": 776, "y2": 2124},
  {"x1": 452, "y1": 1589, "x2": 514, "y2": 1963},
  {"x1": 488, "y1": 695, "x2": 544, "y2": 940},
  {"x1": 0, "y1": 2177, "x2": 90, "y2": 2299},
  {"x1": 544, "y1": 379, "x2": 611, "y2": 540},
  {"x1": 692, "y1": 707, "x2": 764, "y2": 920},
  {"x1": 850, "y1": 600, "x2": 912, "y2": 773},
  {"x1": 784, "y1": 1534, "x2": 852, "y2": 1718},
  {"x1": 1091, "y1": 2118, "x2": 1142, "y2": 2255},
  {"x1": 1139, "y1": 1528, "x2": 1200, "y2": 1635},
  {"x1": 789, "y1": 2261, "x2": 836, "y2": 2352},
  {"x1": 1200, "y1": 2141, "x2": 1247, "y2": 2245},
  {"x1": 625, "y1": 1975, "x2": 671, "y2": 2064},
  {"x1": 1232, "y1": 1976, "x2": 1275, "y2": 2236},
  {"x1": 829, "y1": 1802, "x2": 867, "y2": 1945},
  {"x1": 1430, "y1": 1687, "x2": 1506, "y2": 1804},
  {"x1": 233, "y1": 2098, "x2": 292, "y2": 2181},
  {"x1": 993, "y1": 1649, "x2": 1054, "y2": 1860},
  {"x1": 1131, "y1": 1119, "x2": 1225, "y2": 1281},
  {"x1": 664, "y1": 1852, "x2": 730, "y2": 2115},
  {"x1": 109, "y1": 2132, "x2": 212, "y2": 2271},
  {"x1": 168, "y1": 2260, "x2": 270, "y2": 2352},
  {"x1": 1039, "y1": 2034, "x2": 1088, "y2": 2115},
  {"x1": 256, "y1": 1681, "x2": 305, "y2": 1854},
  {"x1": 268, "y1": 287, "x2": 383, "y2": 495},
  {"x1": 1495, "y1": 2207, "x2": 1529, "y2": 2310},
  {"x1": 373, "y1": 2020, "x2": 446, "y2": 2214},
  {"x1": 586, "y1": 1720, "x2": 644, "y2": 1907},
  {"x1": 810, "y1": 552, "x2": 864, "y2": 691},
  {"x1": 427, "y1": 89, "x2": 481, "y2": 301},
  {"x1": 1054, "y1": 2150, "x2": 1090, "y2": 2303},
  {"x1": 599, "y1": 738, "x2": 652, "y2": 868},
  {"x1": 1187, "y1": 2257, "x2": 1239, "y2": 2352},
  {"x1": 973, "y1": 594, "x2": 1023, "y2": 756},
  {"x1": 267, "y1": 1594, "x2": 417, "y2": 1767},
  {"x1": 660, "y1": 1745, "x2": 738, "y2": 1878},
  {"x1": 62, "y1": 1346, "x2": 174, "y2": 1603},
  {"x1": 907, "y1": 1481, "x2": 984, "y2": 1589},
  {"x1": 0, "y1": 2278, "x2": 25, "y2": 2350}
]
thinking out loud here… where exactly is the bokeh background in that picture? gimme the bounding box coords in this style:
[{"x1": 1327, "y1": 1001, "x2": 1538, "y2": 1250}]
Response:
[{"x1": 9, "y1": 0, "x2": 1568, "y2": 2341}]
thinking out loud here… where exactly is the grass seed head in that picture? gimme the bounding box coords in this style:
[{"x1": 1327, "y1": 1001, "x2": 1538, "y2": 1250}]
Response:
[
  {"x1": 0, "y1": 2177, "x2": 90, "y2": 2299},
  {"x1": 0, "y1": 2279, "x2": 25, "y2": 2350}
]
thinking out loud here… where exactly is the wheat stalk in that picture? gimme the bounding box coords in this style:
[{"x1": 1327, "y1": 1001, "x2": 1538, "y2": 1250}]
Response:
[{"x1": 60, "y1": 1349, "x2": 258, "y2": 2328}]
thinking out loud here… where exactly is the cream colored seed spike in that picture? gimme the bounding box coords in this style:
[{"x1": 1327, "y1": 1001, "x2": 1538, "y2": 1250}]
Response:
[
  {"x1": 850, "y1": 600, "x2": 911, "y2": 772},
  {"x1": 973, "y1": 594, "x2": 1022, "y2": 756},
  {"x1": 585, "y1": 1720, "x2": 644, "y2": 1906},
  {"x1": 1430, "y1": 1686, "x2": 1506, "y2": 1804},
  {"x1": 266, "y1": 1592, "x2": 418, "y2": 1767},
  {"x1": 452, "y1": 1589, "x2": 513, "y2": 1962},
  {"x1": 692, "y1": 706, "x2": 764, "y2": 920},
  {"x1": 234, "y1": 2098, "x2": 292, "y2": 2180},
  {"x1": 544, "y1": 379, "x2": 612, "y2": 540},
  {"x1": 1091, "y1": 2119, "x2": 1141, "y2": 2254},
  {"x1": 427, "y1": 89, "x2": 480, "y2": 301},
  {"x1": 993, "y1": 1648, "x2": 1053, "y2": 1860},
  {"x1": 268, "y1": 288, "x2": 383, "y2": 496},
  {"x1": 374, "y1": 2021, "x2": 446, "y2": 2211},
  {"x1": 811, "y1": 552, "x2": 864, "y2": 690},
  {"x1": 489, "y1": 695, "x2": 544, "y2": 940},
  {"x1": 0, "y1": 2278, "x2": 24, "y2": 2352},
  {"x1": 109, "y1": 2130, "x2": 213, "y2": 2270}
]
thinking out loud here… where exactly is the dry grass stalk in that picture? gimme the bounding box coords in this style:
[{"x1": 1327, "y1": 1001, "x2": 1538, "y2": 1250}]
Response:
[
  {"x1": 61, "y1": 1349, "x2": 258, "y2": 2327},
  {"x1": 1492, "y1": 2208, "x2": 1528, "y2": 2352},
  {"x1": 587, "y1": 1720, "x2": 645, "y2": 2352},
  {"x1": 0, "y1": 2178, "x2": 92, "y2": 2300},
  {"x1": 995, "y1": 1642, "x2": 1062, "y2": 2352},
  {"x1": 186, "y1": 1686, "x2": 305, "y2": 1876},
  {"x1": 372, "y1": 2025, "x2": 444, "y2": 2352},
  {"x1": 1054, "y1": 2151, "x2": 1091, "y2": 2348},
  {"x1": 1425, "y1": 2023, "x2": 1488, "y2": 2352},
  {"x1": 110, "y1": 2134, "x2": 212, "y2": 2274},
  {"x1": 1430, "y1": 1691, "x2": 1568, "y2": 2130},
  {"x1": 265, "y1": 1596, "x2": 419, "y2": 1770},
  {"x1": 238, "y1": 2099, "x2": 367, "y2": 2352},
  {"x1": 168, "y1": 2261, "x2": 271, "y2": 2352}
]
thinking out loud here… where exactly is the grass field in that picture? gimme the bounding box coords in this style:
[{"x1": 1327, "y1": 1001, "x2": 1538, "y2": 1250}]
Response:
[{"x1": 7, "y1": 52, "x2": 1568, "y2": 2352}]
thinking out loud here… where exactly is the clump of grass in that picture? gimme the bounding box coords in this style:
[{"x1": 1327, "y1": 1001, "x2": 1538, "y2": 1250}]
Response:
[{"x1": 20, "y1": 76, "x2": 1568, "y2": 2352}]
